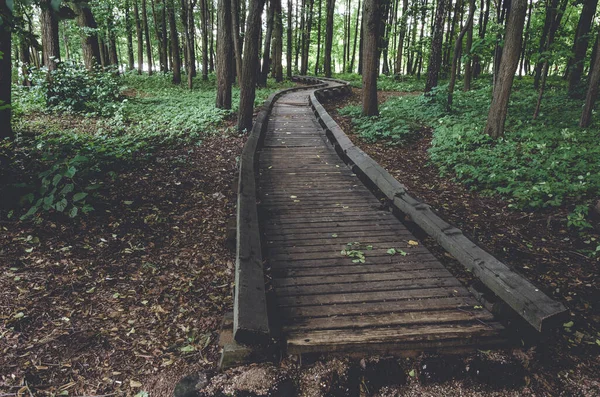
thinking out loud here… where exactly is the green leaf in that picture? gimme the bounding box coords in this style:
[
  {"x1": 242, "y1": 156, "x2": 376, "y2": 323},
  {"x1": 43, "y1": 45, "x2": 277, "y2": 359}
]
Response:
[
  {"x1": 387, "y1": 248, "x2": 397, "y2": 255},
  {"x1": 64, "y1": 166, "x2": 77, "y2": 178},
  {"x1": 69, "y1": 206, "x2": 79, "y2": 218},
  {"x1": 180, "y1": 345, "x2": 195, "y2": 352},
  {"x1": 73, "y1": 192, "x2": 88, "y2": 202},
  {"x1": 563, "y1": 321, "x2": 574, "y2": 328},
  {"x1": 60, "y1": 183, "x2": 74, "y2": 195},
  {"x1": 409, "y1": 369, "x2": 415, "y2": 377},
  {"x1": 55, "y1": 198, "x2": 68, "y2": 212},
  {"x1": 52, "y1": 173, "x2": 63, "y2": 186}
]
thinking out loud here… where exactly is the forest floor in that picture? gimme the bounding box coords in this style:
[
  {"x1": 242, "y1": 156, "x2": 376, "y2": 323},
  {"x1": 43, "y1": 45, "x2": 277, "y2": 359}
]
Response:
[{"x1": 1, "y1": 82, "x2": 599, "y2": 396}]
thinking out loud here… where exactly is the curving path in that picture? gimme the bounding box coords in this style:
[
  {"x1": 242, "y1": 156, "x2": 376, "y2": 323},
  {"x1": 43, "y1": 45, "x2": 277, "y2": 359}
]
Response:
[{"x1": 256, "y1": 84, "x2": 506, "y2": 355}]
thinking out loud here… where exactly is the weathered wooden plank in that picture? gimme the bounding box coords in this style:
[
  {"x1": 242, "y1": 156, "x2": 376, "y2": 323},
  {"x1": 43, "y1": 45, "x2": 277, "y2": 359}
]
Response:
[
  {"x1": 283, "y1": 308, "x2": 496, "y2": 332},
  {"x1": 277, "y1": 286, "x2": 472, "y2": 307}
]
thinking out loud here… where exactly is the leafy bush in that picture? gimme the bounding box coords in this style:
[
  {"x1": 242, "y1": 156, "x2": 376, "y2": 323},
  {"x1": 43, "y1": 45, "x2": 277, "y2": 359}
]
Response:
[{"x1": 341, "y1": 76, "x2": 600, "y2": 218}]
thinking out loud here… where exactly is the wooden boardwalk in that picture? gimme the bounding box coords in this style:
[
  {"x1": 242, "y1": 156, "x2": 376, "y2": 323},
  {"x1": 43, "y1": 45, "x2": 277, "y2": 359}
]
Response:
[{"x1": 256, "y1": 88, "x2": 506, "y2": 355}]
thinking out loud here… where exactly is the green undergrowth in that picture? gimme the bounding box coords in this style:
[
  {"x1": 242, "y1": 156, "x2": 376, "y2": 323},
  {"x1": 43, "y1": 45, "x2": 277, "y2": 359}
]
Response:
[
  {"x1": 341, "y1": 76, "x2": 600, "y2": 226},
  {"x1": 335, "y1": 72, "x2": 425, "y2": 92},
  {"x1": 3, "y1": 67, "x2": 292, "y2": 220}
]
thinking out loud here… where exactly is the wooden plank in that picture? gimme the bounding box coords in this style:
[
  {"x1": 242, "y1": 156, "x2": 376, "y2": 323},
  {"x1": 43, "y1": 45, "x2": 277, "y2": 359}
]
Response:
[
  {"x1": 281, "y1": 296, "x2": 482, "y2": 319},
  {"x1": 275, "y1": 277, "x2": 463, "y2": 297},
  {"x1": 270, "y1": 262, "x2": 446, "y2": 277},
  {"x1": 283, "y1": 309, "x2": 496, "y2": 332},
  {"x1": 272, "y1": 268, "x2": 454, "y2": 287},
  {"x1": 277, "y1": 286, "x2": 472, "y2": 307}
]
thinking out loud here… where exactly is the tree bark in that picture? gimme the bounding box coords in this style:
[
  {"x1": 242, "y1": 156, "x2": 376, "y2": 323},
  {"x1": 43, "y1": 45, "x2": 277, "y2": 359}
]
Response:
[
  {"x1": 448, "y1": 0, "x2": 474, "y2": 109},
  {"x1": 314, "y1": 0, "x2": 322, "y2": 75},
  {"x1": 232, "y1": 0, "x2": 243, "y2": 81},
  {"x1": 300, "y1": 0, "x2": 314, "y2": 75},
  {"x1": 362, "y1": 0, "x2": 381, "y2": 116},
  {"x1": 324, "y1": 0, "x2": 335, "y2": 77},
  {"x1": 287, "y1": 0, "x2": 293, "y2": 78},
  {"x1": 272, "y1": 0, "x2": 284, "y2": 80},
  {"x1": 0, "y1": 1, "x2": 12, "y2": 139},
  {"x1": 74, "y1": 2, "x2": 101, "y2": 71},
  {"x1": 167, "y1": 0, "x2": 181, "y2": 83},
  {"x1": 395, "y1": 0, "x2": 408, "y2": 74},
  {"x1": 142, "y1": 0, "x2": 154, "y2": 74},
  {"x1": 579, "y1": 29, "x2": 600, "y2": 127},
  {"x1": 518, "y1": 0, "x2": 532, "y2": 77},
  {"x1": 41, "y1": 0, "x2": 60, "y2": 71},
  {"x1": 483, "y1": 0, "x2": 526, "y2": 139},
  {"x1": 238, "y1": 0, "x2": 266, "y2": 131},
  {"x1": 349, "y1": 0, "x2": 361, "y2": 73},
  {"x1": 568, "y1": 0, "x2": 599, "y2": 96},
  {"x1": 425, "y1": 0, "x2": 446, "y2": 92},
  {"x1": 134, "y1": 0, "x2": 144, "y2": 74},
  {"x1": 200, "y1": 0, "x2": 209, "y2": 79},
  {"x1": 217, "y1": 0, "x2": 233, "y2": 108},
  {"x1": 125, "y1": 0, "x2": 135, "y2": 70},
  {"x1": 463, "y1": 0, "x2": 474, "y2": 90},
  {"x1": 259, "y1": 0, "x2": 275, "y2": 86}
]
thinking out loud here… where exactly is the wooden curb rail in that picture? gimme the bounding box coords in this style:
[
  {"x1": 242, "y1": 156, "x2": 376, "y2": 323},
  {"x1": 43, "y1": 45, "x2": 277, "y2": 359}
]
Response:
[
  {"x1": 303, "y1": 76, "x2": 568, "y2": 332},
  {"x1": 234, "y1": 77, "x2": 326, "y2": 344}
]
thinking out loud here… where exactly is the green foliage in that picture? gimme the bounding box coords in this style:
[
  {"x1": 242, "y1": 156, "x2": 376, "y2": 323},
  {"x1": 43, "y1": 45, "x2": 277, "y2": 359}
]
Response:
[
  {"x1": 339, "y1": 104, "x2": 416, "y2": 143},
  {"x1": 335, "y1": 73, "x2": 424, "y2": 92},
  {"x1": 341, "y1": 77, "x2": 600, "y2": 227}
]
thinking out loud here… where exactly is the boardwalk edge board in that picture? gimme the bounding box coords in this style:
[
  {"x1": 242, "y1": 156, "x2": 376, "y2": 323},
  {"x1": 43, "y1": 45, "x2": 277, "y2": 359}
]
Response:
[
  {"x1": 301, "y1": 76, "x2": 568, "y2": 333},
  {"x1": 234, "y1": 77, "x2": 327, "y2": 344}
]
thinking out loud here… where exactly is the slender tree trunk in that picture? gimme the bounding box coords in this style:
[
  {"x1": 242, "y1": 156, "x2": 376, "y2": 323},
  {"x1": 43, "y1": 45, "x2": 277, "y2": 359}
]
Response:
[
  {"x1": 483, "y1": 0, "x2": 527, "y2": 138},
  {"x1": 238, "y1": 0, "x2": 266, "y2": 131},
  {"x1": 142, "y1": 0, "x2": 154, "y2": 74},
  {"x1": 580, "y1": 30, "x2": 600, "y2": 127},
  {"x1": 448, "y1": 1, "x2": 474, "y2": 109},
  {"x1": 287, "y1": 0, "x2": 293, "y2": 78},
  {"x1": 41, "y1": 0, "x2": 60, "y2": 71},
  {"x1": 472, "y1": 0, "x2": 488, "y2": 77},
  {"x1": 314, "y1": 0, "x2": 322, "y2": 74},
  {"x1": 188, "y1": 0, "x2": 197, "y2": 77},
  {"x1": 180, "y1": 0, "x2": 193, "y2": 87},
  {"x1": 134, "y1": 0, "x2": 144, "y2": 74},
  {"x1": 463, "y1": 0, "x2": 475, "y2": 90},
  {"x1": 358, "y1": 7, "x2": 363, "y2": 74},
  {"x1": 568, "y1": 0, "x2": 599, "y2": 96},
  {"x1": 19, "y1": 31, "x2": 31, "y2": 86},
  {"x1": 425, "y1": 0, "x2": 446, "y2": 91},
  {"x1": 217, "y1": 0, "x2": 233, "y2": 108},
  {"x1": 167, "y1": 0, "x2": 181, "y2": 83},
  {"x1": 232, "y1": 0, "x2": 243, "y2": 81},
  {"x1": 362, "y1": 0, "x2": 381, "y2": 116},
  {"x1": 349, "y1": 0, "x2": 361, "y2": 73},
  {"x1": 125, "y1": 0, "x2": 135, "y2": 70},
  {"x1": 415, "y1": 0, "x2": 427, "y2": 78},
  {"x1": 295, "y1": 0, "x2": 301, "y2": 71},
  {"x1": 324, "y1": 0, "x2": 335, "y2": 77},
  {"x1": 260, "y1": 0, "x2": 275, "y2": 86},
  {"x1": 380, "y1": 0, "x2": 392, "y2": 75},
  {"x1": 519, "y1": 0, "x2": 532, "y2": 77},
  {"x1": 300, "y1": 0, "x2": 314, "y2": 75},
  {"x1": 74, "y1": 2, "x2": 101, "y2": 71},
  {"x1": 210, "y1": 0, "x2": 215, "y2": 72},
  {"x1": 0, "y1": 2, "x2": 12, "y2": 139},
  {"x1": 200, "y1": 0, "x2": 209, "y2": 79},
  {"x1": 272, "y1": 0, "x2": 284, "y2": 80},
  {"x1": 395, "y1": 0, "x2": 408, "y2": 74}
]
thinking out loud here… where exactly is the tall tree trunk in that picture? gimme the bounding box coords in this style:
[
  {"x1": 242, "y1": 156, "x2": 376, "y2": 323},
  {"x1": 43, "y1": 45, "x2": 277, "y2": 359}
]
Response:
[
  {"x1": 232, "y1": 0, "x2": 243, "y2": 81},
  {"x1": 349, "y1": 0, "x2": 361, "y2": 72},
  {"x1": 533, "y1": 0, "x2": 559, "y2": 88},
  {"x1": 134, "y1": 0, "x2": 144, "y2": 74},
  {"x1": 380, "y1": 0, "x2": 392, "y2": 75},
  {"x1": 448, "y1": 0, "x2": 474, "y2": 109},
  {"x1": 217, "y1": 0, "x2": 233, "y2": 108},
  {"x1": 323, "y1": 0, "x2": 335, "y2": 77},
  {"x1": 238, "y1": 0, "x2": 266, "y2": 131},
  {"x1": 300, "y1": 0, "x2": 314, "y2": 75},
  {"x1": 472, "y1": 0, "x2": 489, "y2": 77},
  {"x1": 415, "y1": 0, "x2": 427, "y2": 78},
  {"x1": 180, "y1": 0, "x2": 193, "y2": 87},
  {"x1": 74, "y1": 2, "x2": 101, "y2": 71},
  {"x1": 126, "y1": 0, "x2": 135, "y2": 70},
  {"x1": 200, "y1": 0, "x2": 209, "y2": 79},
  {"x1": 483, "y1": 0, "x2": 526, "y2": 138},
  {"x1": 260, "y1": 0, "x2": 275, "y2": 86},
  {"x1": 161, "y1": 0, "x2": 169, "y2": 71},
  {"x1": 395, "y1": 0, "x2": 408, "y2": 74},
  {"x1": 142, "y1": 0, "x2": 154, "y2": 74},
  {"x1": 19, "y1": 31, "x2": 31, "y2": 86},
  {"x1": 519, "y1": 0, "x2": 532, "y2": 77},
  {"x1": 41, "y1": 0, "x2": 60, "y2": 71},
  {"x1": 425, "y1": 0, "x2": 446, "y2": 91},
  {"x1": 463, "y1": 0, "x2": 475, "y2": 90},
  {"x1": 209, "y1": 0, "x2": 215, "y2": 72},
  {"x1": 167, "y1": 0, "x2": 181, "y2": 83},
  {"x1": 0, "y1": 2, "x2": 12, "y2": 139},
  {"x1": 568, "y1": 0, "x2": 599, "y2": 96},
  {"x1": 358, "y1": 6, "x2": 363, "y2": 74},
  {"x1": 295, "y1": 0, "x2": 302, "y2": 71},
  {"x1": 287, "y1": 0, "x2": 293, "y2": 78},
  {"x1": 272, "y1": 0, "x2": 284, "y2": 80},
  {"x1": 314, "y1": 0, "x2": 322, "y2": 74},
  {"x1": 580, "y1": 29, "x2": 600, "y2": 127},
  {"x1": 362, "y1": 0, "x2": 381, "y2": 116}
]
